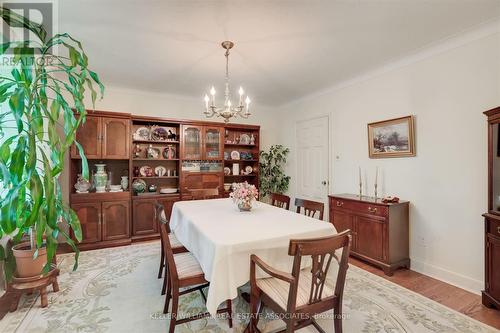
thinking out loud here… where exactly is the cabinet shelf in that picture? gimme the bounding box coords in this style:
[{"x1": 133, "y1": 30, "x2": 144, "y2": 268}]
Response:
[
  {"x1": 224, "y1": 143, "x2": 257, "y2": 147},
  {"x1": 224, "y1": 174, "x2": 257, "y2": 177},
  {"x1": 224, "y1": 159, "x2": 258, "y2": 162},
  {"x1": 132, "y1": 158, "x2": 179, "y2": 161},
  {"x1": 132, "y1": 176, "x2": 178, "y2": 179},
  {"x1": 133, "y1": 140, "x2": 179, "y2": 144}
]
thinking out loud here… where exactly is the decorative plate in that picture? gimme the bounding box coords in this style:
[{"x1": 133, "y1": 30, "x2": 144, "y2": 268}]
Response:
[
  {"x1": 133, "y1": 127, "x2": 150, "y2": 141},
  {"x1": 239, "y1": 133, "x2": 250, "y2": 145},
  {"x1": 139, "y1": 166, "x2": 153, "y2": 177},
  {"x1": 151, "y1": 126, "x2": 168, "y2": 141},
  {"x1": 230, "y1": 150, "x2": 240, "y2": 160},
  {"x1": 154, "y1": 166, "x2": 167, "y2": 177},
  {"x1": 132, "y1": 179, "x2": 147, "y2": 193},
  {"x1": 245, "y1": 166, "x2": 253, "y2": 174},
  {"x1": 160, "y1": 188, "x2": 178, "y2": 194},
  {"x1": 224, "y1": 167, "x2": 231, "y2": 175}
]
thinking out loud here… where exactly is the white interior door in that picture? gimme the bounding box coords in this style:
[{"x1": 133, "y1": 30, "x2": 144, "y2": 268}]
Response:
[{"x1": 296, "y1": 116, "x2": 329, "y2": 218}]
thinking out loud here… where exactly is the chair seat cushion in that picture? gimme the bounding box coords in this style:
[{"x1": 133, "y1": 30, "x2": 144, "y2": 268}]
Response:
[
  {"x1": 174, "y1": 252, "x2": 204, "y2": 279},
  {"x1": 168, "y1": 233, "x2": 183, "y2": 249},
  {"x1": 256, "y1": 269, "x2": 335, "y2": 309}
]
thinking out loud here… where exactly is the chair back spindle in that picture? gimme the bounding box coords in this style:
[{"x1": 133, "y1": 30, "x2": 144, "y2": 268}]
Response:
[
  {"x1": 270, "y1": 193, "x2": 291, "y2": 210},
  {"x1": 295, "y1": 198, "x2": 324, "y2": 220}
]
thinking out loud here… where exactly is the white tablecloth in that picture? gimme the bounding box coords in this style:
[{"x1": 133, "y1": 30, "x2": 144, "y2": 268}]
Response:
[{"x1": 170, "y1": 198, "x2": 337, "y2": 315}]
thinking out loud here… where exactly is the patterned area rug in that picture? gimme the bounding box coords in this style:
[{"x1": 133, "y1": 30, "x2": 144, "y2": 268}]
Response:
[{"x1": 0, "y1": 242, "x2": 497, "y2": 333}]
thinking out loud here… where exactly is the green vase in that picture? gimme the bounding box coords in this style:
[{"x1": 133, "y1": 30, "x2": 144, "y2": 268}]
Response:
[{"x1": 94, "y1": 164, "x2": 108, "y2": 191}]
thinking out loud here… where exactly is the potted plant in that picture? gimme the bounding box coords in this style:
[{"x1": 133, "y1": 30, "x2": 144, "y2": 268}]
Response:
[
  {"x1": 259, "y1": 145, "x2": 291, "y2": 200},
  {"x1": 0, "y1": 7, "x2": 104, "y2": 281}
]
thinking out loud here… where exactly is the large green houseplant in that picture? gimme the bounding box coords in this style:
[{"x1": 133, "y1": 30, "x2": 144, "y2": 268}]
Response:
[
  {"x1": 0, "y1": 7, "x2": 104, "y2": 280},
  {"x1": 259, "y1": 145, "x2": 291, "y2": 200}
]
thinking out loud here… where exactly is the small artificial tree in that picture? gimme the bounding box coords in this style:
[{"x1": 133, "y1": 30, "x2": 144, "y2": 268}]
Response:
[{"x1": 259, "y1": 145, "x2": 291, "y2": 200}]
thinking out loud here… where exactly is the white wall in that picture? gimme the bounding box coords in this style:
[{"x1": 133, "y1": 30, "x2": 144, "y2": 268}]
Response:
[{"x1": 275, "y1": 29, "x2": 500, "y2": 293}]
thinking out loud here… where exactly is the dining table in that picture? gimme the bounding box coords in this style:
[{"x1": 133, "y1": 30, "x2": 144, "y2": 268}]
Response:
[{"x1": 169, "y1": 198, "x2": 337, "y2": 315}]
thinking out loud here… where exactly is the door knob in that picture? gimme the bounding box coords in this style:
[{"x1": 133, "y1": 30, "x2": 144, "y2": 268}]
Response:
[{"x1": 322, "y1": 180, "x2": 328, "y2": 185}]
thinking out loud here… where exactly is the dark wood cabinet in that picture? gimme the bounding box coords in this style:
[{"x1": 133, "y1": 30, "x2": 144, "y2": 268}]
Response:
[
  {"x1": 102, "y1": 117, "x2": 130, "y2": 159},
  {"x1": 70, "y1": 192, "x2": 131, "y2": 249},
  {"x1": 102, "y1": 201, "x2": 130, "y2": 241},
  {"x1": 329, "y1": 194, "x2": 409, "y2": 276},
  {"x1": 72, "y1": 202, "x2": 101, "y2": 244},
  {"x1": 70, "y1": 111, "x2": 259, "y2": 251},
  {"x1": 72, "y1": 116, "x2": 101, "y2": 159},
  {"x1": 132, "y1": 199, "x2": 158, "y2": 237},
  {"x1": 483, "y1": 106, "x2": 500, "y2": 309},
  {"x1": 71, "y1": 114, "x2": 130, "y2": 159},
  {"x1": 132, "y1": 196, "x2": 180, "y2": 240}
]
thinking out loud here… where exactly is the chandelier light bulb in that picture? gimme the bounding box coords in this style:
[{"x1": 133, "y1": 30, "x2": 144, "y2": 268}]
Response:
[
  {"x1": 210, "y1": 86, "x2": 216, "y2": 96},
  {"x1": 238, "y1": 87, "x2": 244, "y2": 95},
  {"x1": 204, "y1": 95, "x2": 209, "y2": 102},
  {"x1": 245, "y1": 96, "x2": 251, "y2": 105}
]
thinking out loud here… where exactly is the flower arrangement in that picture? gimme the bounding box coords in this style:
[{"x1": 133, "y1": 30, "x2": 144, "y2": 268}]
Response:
[{"x1": 230, "y1": 182, "x2": 259, "y2": 211}]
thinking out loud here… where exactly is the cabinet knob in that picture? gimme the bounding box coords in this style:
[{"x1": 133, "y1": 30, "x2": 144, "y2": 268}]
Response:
[
  {"x1": 497, "y1": 226, "x2": 500, "y2": 234},
  {"x1": 336, "y1": 201, "x2": 343, "y2": 207},
  {"x1": 368, "y1": 206, "x2": 378, "y2": 213}
]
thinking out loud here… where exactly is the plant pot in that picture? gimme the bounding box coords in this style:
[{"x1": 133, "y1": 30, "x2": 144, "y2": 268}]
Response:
[{"x1": 12, "y1": 242, "x2": 47, "y2": 278}]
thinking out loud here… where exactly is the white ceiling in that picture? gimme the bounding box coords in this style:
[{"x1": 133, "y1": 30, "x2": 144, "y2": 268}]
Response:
[{"x1": 59, "y1": 0, "x2": 500, "y2": 106}]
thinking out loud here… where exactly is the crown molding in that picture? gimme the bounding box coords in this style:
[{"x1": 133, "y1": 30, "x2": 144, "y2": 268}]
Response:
[{"x1": 279, "y1": 18, "x2": 500, "y2": 109}]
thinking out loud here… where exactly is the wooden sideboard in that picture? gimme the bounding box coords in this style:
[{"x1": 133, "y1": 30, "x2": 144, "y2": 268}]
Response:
[
  {"x1": 69, "y1": 110, "x2": 260, "y2": 250},
  {"x1": 329, "y1": 194, "x2": 409, "y2": 276},
  {"x1": 482, "y1": 106, "x2": 500, "y2": 310}
]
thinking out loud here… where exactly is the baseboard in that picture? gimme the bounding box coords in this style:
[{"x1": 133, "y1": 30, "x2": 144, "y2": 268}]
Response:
[{"x1": 410, "y1": 259, "x2": 483, "y2": 295}]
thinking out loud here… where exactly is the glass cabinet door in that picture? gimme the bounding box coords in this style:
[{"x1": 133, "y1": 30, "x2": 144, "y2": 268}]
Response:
[
  {"x1": 204, "y1": 127, "x2": 222, "y2": 160},
  {"x1": 182, "y1": 125, "x2": 202, "y2": 160}
]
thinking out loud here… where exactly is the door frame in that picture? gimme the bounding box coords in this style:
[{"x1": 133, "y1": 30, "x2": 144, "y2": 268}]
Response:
[{"x1": 295, "y1": 113, "x2": 333, "y2": 219}]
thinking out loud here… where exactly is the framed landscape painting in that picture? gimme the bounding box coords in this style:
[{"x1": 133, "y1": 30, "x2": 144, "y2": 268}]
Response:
[{"x1": 367, "y1": 115, "x2": 415, "y2": 158}]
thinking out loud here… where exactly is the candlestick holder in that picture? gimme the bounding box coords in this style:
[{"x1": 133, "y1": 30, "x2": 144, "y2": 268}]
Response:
[
  {"x1": 359, "y1": 183, "x2": 362, "y2": 198},
  {"x1": 374, "y1": 183, "x2": 378, "y2": 200}
]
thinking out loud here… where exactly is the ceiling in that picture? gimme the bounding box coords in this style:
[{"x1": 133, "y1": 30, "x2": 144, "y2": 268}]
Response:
[{"x1": 59, "y1": 0, "x2": 500, "y2": 106}]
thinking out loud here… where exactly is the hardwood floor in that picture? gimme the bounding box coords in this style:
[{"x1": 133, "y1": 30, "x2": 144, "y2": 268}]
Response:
[{"x1": 350, "y1": 257, "x2": 500, "y2": 330}]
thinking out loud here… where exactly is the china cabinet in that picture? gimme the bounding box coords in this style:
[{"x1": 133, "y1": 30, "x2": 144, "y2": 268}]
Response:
[
  {"x1": 69, "y1": 110, "x2": 259, "y2": 249},
  {"x1": 482, "y1": 106, "x2": 500, "y2": 310}
]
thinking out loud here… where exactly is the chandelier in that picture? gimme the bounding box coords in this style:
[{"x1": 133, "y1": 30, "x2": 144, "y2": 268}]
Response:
[{"x1": 203, "y1": 41, "x2": 251, "y2": 123}]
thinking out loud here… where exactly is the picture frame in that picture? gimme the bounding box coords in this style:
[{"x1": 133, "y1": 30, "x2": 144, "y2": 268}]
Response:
[{"x1": 367, "y1": 115, "x2": 415, "y2": 158}]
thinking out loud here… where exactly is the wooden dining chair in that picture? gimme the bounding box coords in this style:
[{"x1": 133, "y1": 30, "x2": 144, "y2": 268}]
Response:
[
  {"x1": 249, "y1": 230, "x2": 351, "y2": 333},
  {"x1": 295, "y1": 198, "x2": 324, "y2": 220},
  {"x1": 189, "y1": 188, "x2": 220, "y2": 200},
  {"x1": 160, "y1": 222, "x2": 233, "y2": 332},
  {"x1": 155, "y1": 203, "x2": 187, "y2": 296},
  {"x1": 270, "y1": 193, "x2": 291, "y2": 210}
]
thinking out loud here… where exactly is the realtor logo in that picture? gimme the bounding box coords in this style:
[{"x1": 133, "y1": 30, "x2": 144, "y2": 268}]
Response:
[{"x1": 1, "y1": 1, "x2": 55, "y2": 53}]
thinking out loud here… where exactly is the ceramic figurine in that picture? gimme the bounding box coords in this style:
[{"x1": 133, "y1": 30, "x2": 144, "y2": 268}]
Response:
[
  {"x1": 133, "y1": 144, "x2": 142, "y2": 158},
  {"x1": 74, "y1": 174, "x2": 91, "y2": 193},
  {"x1": 148, "y1": 184, "x2": 157, "y2": 192},
  {"x1": 121, "y1": 176, "x2": 129, "y2": 190},
  {"x1": 250, "y1": 134, "x2": 255, "y2": 145},
  {"x1": 133, "y1": 166, "x2": 140, "y2": 177}
]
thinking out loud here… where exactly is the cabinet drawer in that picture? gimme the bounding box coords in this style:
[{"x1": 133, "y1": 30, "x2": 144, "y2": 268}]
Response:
[
  {"x1": 332, "y1": 198, "x2": 388, "y2": 217},
  {"x1": 487, "y1": 218, "x2": 500, "y2": 238}
]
